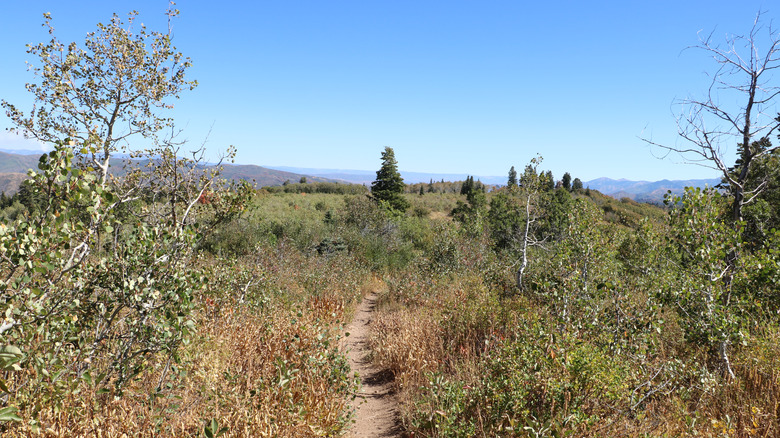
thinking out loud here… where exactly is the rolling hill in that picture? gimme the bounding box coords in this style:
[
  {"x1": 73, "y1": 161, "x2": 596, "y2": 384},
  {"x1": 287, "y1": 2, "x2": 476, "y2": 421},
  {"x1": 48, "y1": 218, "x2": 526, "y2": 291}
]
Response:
[
  {"x1": 583, "y1": 177, "x2": 722, "y2": 203},
  {"x1": 0, "y1": 151, "x2": 341, "y2": 195},
  {"x1": 0, "y1": 150, "x2": 724, "y2": 202},
  {"x1": 0, "y1": 151, "x2": 42, "y2": 173}
]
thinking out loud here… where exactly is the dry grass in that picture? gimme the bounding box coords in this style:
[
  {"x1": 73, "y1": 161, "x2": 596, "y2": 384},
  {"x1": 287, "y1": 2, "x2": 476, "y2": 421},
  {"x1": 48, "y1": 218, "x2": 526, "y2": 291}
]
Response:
[
  {"x1": 370, "y1": 307, "x2": 444, "y2": 392},
  {"x1": 3, "y1": 248, "x2": 372, "y2": 438}
]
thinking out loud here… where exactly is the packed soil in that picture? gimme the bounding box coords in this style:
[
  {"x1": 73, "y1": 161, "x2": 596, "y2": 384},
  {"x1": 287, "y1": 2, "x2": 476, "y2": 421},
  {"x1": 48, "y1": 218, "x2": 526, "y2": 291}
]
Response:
[{"x1": 343, "y1": 291, "x2": 402, "y2": 437}]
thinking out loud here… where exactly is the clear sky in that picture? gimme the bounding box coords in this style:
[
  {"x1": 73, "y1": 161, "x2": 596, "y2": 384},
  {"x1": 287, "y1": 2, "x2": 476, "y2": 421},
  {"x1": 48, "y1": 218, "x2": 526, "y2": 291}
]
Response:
[{"x1": 0, "y1": 1, "x2": 777, "y2": 181}]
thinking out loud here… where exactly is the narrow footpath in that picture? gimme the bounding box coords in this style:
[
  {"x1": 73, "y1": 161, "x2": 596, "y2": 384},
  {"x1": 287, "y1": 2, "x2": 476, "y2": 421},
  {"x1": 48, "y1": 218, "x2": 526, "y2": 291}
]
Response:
[{"x1": 344, "y1": 291, "x2": 402, "y2": 438}]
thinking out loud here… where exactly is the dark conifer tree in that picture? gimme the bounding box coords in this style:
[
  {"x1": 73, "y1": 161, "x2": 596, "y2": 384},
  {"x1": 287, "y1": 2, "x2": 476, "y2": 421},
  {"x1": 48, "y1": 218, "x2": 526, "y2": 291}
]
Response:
[
  {"x1": 562, "y1": 172, "x2": 572, "y2": 191},
  {"x1": 461, "y1": 176, "x2": 474, "y2": 195},
  {"x1": 544, "y1": 170, "x2": 555, "y2": 191},
  {"x1": 508, "y1": 166, "x2": 518, "y2": 187},
  {"x1": 371, "y1": 147, "x2": 409, "y2": 212}
]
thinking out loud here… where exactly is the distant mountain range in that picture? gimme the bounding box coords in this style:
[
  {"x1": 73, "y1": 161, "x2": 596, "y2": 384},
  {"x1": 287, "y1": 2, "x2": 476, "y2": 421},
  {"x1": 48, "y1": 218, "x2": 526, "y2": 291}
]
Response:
[
  {"x1": 267, "y1": 166, "x2": 720, "y2": 202},
  {"x1": 0, "y1": 148, "x2": 49, "y2": 156},
  {"x1": 583, "y1": 177, "x2": 721, "y2": 203},
  {"x1": 0, "y1": 151, "x2": 338, "y2": 195},
  {"x1": 267, "y1": 166, "x2": 509, "y2": 186},
  {"x1": 0, "y1": 151, "x2": 41, "y2": 174},
  {"x1": 0, "y1": 150, "x2": 722, "y2": 202}
]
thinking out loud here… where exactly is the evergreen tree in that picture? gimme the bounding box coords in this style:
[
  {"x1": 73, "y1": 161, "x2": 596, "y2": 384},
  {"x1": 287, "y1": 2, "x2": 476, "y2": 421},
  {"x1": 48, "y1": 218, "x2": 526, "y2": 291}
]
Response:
[
  {"x1": 371, "y1": 146, "x2": 409, "y2": 212},
  {"x1": 487, "y1": 192, "x2": 523, "y2": 251},
  {"x1": 544, "y1": 170, "x2": 555, "y2": 191},
  {"x1": 507, "y1": 166, "x2": 518, "y2": 187},
  {"x1": 542, "y1": 187, "x2": 572, "y2": 240},
  {"x1": 15, "y1": 180, "x2": 45, "y2": 215},
  {"x1": 461, "y1": 176, "x2": 477, "y2": 195},
  {"x1": 452, "y1": 176, "x2": 487, "y2": 233},
  {"x1": 572, "y1": 177, "x2": 583, "y2": 191},
  {"x1": 562, "y1": 172, "x2": 572, "y2": 191}
]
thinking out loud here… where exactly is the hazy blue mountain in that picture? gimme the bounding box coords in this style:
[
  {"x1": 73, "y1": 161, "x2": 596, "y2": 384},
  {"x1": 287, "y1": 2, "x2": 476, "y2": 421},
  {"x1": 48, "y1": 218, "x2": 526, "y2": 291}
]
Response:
[
  {"x1": 266, "y1": 166, "x2": 506, "y2": 185},
  {"x1": 584, "y1": 177, "x2": 722, "y2": 202},
  {"x1": 0, "y1": 148, "x2": 49, "y2": 155}
]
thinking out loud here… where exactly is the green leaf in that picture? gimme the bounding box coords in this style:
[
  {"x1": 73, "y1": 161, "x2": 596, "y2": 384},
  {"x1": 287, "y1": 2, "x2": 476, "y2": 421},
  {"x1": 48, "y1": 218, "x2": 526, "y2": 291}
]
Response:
[
  {"x1": 0, "y1": 345, "x2": 22, "y2": 357},
  {"x1": 0, "y1": 406, "x2": 22, "y2": 422},
  {"x1": 0, "y1": 345, "x2": 24, "y2": 372},
  {"x1": 0, "y1": 378, "x2": 10, "y2": 393}
]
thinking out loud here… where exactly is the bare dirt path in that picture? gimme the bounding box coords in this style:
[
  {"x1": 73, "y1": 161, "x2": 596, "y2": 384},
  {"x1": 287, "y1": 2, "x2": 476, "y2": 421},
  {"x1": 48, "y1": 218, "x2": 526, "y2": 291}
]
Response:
[{"x1": 343, "y1": 291, "x2": 402, "y2": 437}]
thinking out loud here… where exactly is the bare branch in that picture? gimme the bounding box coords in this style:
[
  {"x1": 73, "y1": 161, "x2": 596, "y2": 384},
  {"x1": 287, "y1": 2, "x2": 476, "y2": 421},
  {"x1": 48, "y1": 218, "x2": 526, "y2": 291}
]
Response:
[{"x1": 642, "y1": 13, "x2": 780, "y2": 223}]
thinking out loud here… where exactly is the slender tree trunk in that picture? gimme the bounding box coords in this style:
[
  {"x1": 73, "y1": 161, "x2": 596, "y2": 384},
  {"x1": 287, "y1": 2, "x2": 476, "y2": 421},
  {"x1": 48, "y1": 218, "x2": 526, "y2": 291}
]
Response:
[
  {"x1": 516, "y1": 192, "x2": 532, "y2": 291},
  {"x1": 719, "y1": 338, "x2": 735, "y2": 379}
]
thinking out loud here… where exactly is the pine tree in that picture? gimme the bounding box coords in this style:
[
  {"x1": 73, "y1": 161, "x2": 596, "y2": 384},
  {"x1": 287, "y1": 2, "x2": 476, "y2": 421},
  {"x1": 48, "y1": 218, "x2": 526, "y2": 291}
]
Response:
[
  {"x1": 452, "y1": 175, "x2": 487, "y2": 228},
  {"x1": 371, "y1": 147, "x2": 409, "y2": 212},
  {"x1": 544, "y1": 171, "x2": 555, "y2": 191},
  {"x1": 562, "y1": 172, "x2": 572, "y2": 191},
  {"x1": 461, "y1": 176, "x2": 474, "y2": 195},
  {"x1": 508, "y1": 166, "x2": 518, "y2": 187}
]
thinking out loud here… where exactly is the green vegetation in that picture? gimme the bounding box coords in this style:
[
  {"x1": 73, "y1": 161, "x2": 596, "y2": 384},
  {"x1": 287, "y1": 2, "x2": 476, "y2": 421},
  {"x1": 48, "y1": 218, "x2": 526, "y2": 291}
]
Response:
[
  {"x1": 3, "y1": 145, "x2": 780, "y2": 436},
  {"x1": 2, "y1": 6, "x2": 780, "y2": 438},
  {"x1": 507, "y1": 166, "x2": 518, "y2": 188},
  {"x1": 371, "y1": 147, "x2": 409, "y2": 213},
  {"x1": 263, "y1": 181, "x2": 368, "y2": 195},
  {"x1": 367, "y1": 173, "x2": 780, "y2": 436}
]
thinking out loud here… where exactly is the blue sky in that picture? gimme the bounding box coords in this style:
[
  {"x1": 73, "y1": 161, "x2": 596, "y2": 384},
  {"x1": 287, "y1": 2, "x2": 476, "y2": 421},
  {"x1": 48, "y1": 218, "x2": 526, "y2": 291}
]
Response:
[{"x1": 0, "y1": 1, "x2": 777, "y2": 181}]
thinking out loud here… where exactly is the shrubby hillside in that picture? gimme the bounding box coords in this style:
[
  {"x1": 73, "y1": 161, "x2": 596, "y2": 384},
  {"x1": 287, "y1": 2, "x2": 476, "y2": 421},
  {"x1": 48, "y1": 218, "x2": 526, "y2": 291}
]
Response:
[
  {"x1": 4, "y1": 144, "x2": 780, "y2": 436},
  {"x1": 2, "y1": 7, "x2": 780, "y2": 438}
]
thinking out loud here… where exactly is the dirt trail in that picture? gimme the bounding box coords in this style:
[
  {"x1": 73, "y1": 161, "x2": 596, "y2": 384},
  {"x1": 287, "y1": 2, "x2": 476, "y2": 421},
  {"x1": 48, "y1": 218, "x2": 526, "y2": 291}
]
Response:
[{"x1": 344, "y1": 291, "x2": 402, "y2": 437}]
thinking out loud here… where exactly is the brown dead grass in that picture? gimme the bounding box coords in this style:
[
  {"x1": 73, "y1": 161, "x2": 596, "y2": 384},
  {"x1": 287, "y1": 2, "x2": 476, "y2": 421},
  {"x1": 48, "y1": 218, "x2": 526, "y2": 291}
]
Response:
[
  {"x1": 370, "y1": 307, "x2": 444, "y2": 392},
  {"x1": 3, "y1": 249, "x2": 373, "y2": 438},
  {"x1": 7, "y1": 305, "x2": 353, "y2": 437}
]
